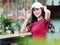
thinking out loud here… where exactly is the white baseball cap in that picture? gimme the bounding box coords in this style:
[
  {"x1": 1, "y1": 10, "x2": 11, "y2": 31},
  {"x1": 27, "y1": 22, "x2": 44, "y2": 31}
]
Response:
[{"x1": 31, "y1": 2, "x2": 43, "y2": 9}]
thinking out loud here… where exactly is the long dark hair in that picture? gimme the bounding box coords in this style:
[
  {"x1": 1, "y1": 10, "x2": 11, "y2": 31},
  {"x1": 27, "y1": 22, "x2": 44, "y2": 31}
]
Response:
[{"x1": 31, "y1": 8, "x2": 45, "y2": 23}]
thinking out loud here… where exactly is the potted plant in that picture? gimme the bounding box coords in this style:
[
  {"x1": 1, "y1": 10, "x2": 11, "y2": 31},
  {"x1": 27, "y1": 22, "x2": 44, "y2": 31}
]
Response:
[{"x1": 0, "y1": 18, "x2": 15, "y2": 34}]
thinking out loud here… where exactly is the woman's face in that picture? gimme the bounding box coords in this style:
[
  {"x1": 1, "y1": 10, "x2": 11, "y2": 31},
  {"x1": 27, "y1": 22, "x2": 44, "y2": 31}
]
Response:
[{"x1": 32, "y1": 8, "x2": 42, "y2": 18}]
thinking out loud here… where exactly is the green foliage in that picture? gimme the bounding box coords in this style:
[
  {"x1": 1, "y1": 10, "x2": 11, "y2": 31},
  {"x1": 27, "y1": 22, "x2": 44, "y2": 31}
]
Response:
[
  {"x1": 0, "y1": 18, "x2": 15, "y2": 26},
  {"x1": 0, "y1": 18, "x2": 15, "y2": 33}
]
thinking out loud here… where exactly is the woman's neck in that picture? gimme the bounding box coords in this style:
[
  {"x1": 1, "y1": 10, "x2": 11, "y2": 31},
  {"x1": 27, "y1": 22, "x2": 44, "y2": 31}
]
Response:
[{"x1": 37, "y1": 16, "x2": 43, "y2": 21}]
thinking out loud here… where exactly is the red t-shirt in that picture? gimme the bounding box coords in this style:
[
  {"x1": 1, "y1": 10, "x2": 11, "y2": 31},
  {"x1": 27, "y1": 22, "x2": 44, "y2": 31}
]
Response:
[{"x1": 27, "y1": 19, "x2": 50, "y2": 39}]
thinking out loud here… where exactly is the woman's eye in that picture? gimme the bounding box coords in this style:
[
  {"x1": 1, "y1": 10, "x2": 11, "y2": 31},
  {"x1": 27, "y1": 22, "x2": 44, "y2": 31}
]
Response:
[
  {"x1": 36, "y1": 9, "x2": 39, "y2": 10},
  {"x1": 33, "y1": 9, "x2": 35, "y2": 11}
]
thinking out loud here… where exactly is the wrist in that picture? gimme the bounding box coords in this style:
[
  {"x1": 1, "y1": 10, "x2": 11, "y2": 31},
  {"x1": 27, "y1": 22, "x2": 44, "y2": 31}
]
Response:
[
  {"x1": 26, "y1": 17, "x2": 30, "y2": 20},
  {"x1": 25, "y1": 18, "x2": 29, "y2": 22}
]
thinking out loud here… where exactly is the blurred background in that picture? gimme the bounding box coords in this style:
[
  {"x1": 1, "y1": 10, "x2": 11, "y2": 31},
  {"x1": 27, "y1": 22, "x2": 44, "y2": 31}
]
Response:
[
  {"x1": 1, "y1": 0, "x2": 60, "y2": 32},
  {"x1": 0, "y1": 0, "x2": 60, "y2": 45}
]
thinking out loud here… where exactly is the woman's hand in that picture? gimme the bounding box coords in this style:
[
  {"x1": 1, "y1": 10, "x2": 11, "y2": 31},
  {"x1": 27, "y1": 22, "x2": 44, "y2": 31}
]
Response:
[
  {"x1": 26, "y1": 9, "x2": 32, "y2": 20},
  {"x1": 43, "y1": 6, "x2": 47, "y2": 12},
  {"x1": 43, "y1": 6, "x2": 51, "y2": 20},
  {"x1": 43, "y1": 6, "x2": 51, "y2": 14},
  {"x1": 20, "y1": 33, "x2": 26, "y2": 37},
  {"x1": 20, "y1": 32, "x2": 31, "y2": 37}
]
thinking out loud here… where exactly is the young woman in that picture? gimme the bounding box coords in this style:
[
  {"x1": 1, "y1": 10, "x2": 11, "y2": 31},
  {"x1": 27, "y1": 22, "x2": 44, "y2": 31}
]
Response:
[{"x1": 20, "y1": 2, "x2": 51, "y2": 40}]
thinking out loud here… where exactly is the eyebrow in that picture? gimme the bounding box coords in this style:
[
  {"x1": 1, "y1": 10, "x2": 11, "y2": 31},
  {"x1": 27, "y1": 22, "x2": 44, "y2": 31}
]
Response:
[{"x1": 32, "y1": 8, "x2": 39, "y2": 11}]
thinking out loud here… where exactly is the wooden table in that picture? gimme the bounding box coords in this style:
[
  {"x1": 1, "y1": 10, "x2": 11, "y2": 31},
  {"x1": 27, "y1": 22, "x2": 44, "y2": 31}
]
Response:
[{"x1": 0, "y1": 32, "x2": 31, "y2": 39}]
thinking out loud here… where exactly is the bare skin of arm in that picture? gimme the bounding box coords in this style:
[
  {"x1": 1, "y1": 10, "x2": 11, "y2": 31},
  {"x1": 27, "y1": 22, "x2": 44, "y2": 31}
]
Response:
[{"x1": 20, "y1": 9, "x2": 32, "y2": 37}]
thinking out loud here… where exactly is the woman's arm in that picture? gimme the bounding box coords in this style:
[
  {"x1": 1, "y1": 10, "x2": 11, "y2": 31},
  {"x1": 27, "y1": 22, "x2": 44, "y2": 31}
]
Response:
[
  {"x1": 20, "y1": 9, "x2": 32, "y2": 33},
  {"x1": 44, "y1": 6, "x2": 51, "y2": 21},
  {"x1": 20, "y1": 18, "x2": 29, "y2": 32}
]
